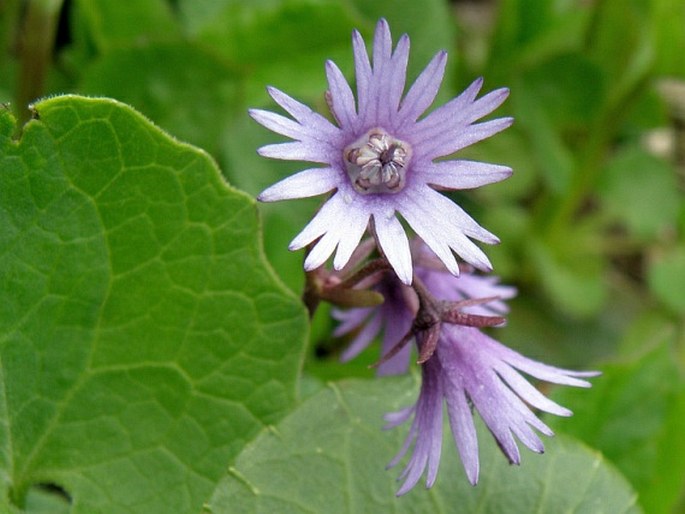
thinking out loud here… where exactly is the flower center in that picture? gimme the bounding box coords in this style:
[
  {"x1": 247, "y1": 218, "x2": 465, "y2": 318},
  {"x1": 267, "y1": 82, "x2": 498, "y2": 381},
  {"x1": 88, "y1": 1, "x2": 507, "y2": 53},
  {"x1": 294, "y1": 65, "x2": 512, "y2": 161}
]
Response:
[{"x1": 344, "y1": 128, "x2": 411, "y2": 194}]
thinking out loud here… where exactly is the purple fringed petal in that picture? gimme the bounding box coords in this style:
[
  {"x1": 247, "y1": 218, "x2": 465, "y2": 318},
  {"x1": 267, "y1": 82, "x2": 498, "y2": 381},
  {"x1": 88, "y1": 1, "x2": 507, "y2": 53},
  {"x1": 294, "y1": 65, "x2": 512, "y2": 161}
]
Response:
[
  {"x1": 325, "y1": 60, "x2": 357, "y2": 129},
  {"x1": 352, "y1": 29, "x2": 372, "y2": 123},
  {"x1": 386, "y1": 34, "x2": 410, "y2": 117},
  {"x1": 393, "y1": 359, "x2": 445, "y2": 496},
  {"x1": 376, "y1": 285, "x2": 414, "y2": 376},
  {"x1": 386, "y1": 322, "x2": 598, "y2": 491},
  {"x1": 290, "y1": 193, "x2": 372, "y2": 270},
  {"x1": 418, "y1": 117, "x2": 514, "y2": 161},
  {"x1": 400, "y1": 187, "x2": 496, "y2": 273},
  {"x1": 383, "y1": 405, "x2": 415, "y2": 429},
  {"x1": 340, "y1": 310, "x2": 383, "y2": 362},
  {"x1": 258, "y1": 141, "x2": 336, "y2": 164},
  {"x1": 423, "y1": 160, "x2": 513, "y2": 191},
  {"x1": 444, "y1": 380, "x2": 479, "y2": 485},
  {"x1": 266, "y1": 86, "x2": 339, "y2": 136},
  {"x1": 332, "y1": 306, "x2": 373, "y2": 337},
  {"x1": 397, "y1": 51, "x2": 448, "y2": 125},
  {"x1": 258, "y1": 167, "x2": 339, "y2": 202},
  {"x1": 373, "y1": 211, "x2": 412, "y2": 285}
]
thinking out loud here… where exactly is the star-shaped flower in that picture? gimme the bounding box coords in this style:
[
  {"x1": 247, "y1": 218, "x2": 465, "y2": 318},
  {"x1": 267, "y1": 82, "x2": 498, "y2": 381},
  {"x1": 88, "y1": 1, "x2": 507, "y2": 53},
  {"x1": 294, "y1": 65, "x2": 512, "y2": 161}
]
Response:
[{"x1": 251, "y1": 19, "x2": 512, "y2": 284}]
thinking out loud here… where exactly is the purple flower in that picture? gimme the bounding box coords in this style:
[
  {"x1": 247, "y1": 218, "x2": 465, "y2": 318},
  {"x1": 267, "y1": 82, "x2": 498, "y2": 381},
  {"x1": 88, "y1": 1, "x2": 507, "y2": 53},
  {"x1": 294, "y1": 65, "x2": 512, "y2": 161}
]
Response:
[
  {"x1": 251, "y1": 19, "x2": 512, "y2": 284},
  {"x1": 333, "y1": 271, "x2": 416, "y2": 376},
  {"x1": 334, "y1": 241, "x2": 516, "y2": 374},
  {"x1": 385, "y1": 324, "x2": 599, "y2": 494}
]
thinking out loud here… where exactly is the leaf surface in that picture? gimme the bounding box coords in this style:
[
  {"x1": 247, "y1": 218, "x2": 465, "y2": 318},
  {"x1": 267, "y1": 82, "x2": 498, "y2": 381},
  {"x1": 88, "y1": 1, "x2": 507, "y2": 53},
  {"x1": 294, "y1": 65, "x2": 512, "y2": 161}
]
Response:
[
  {"x1": 0, "y1": 97, "x2": 307, "y2": 513},
  {"x1": 208, "y1": 377, "x2": 641, "y2": 514}
]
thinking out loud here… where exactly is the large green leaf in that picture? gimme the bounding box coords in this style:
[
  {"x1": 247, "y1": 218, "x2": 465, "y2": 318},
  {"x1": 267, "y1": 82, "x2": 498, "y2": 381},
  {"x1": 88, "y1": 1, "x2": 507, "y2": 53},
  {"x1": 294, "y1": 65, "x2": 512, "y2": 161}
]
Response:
[
  {"x1": 0, "y1": 97, "x2": 307, "y2": 513},
  {"x1": 79, "y1": 42, "x2": 241, "y2": 156},
  {"x1": 549, "y1": 343, "x2": 685, "y2": 514},
  {"x1": 207, "y1": 377, "x2": 641, "y2": 513}
]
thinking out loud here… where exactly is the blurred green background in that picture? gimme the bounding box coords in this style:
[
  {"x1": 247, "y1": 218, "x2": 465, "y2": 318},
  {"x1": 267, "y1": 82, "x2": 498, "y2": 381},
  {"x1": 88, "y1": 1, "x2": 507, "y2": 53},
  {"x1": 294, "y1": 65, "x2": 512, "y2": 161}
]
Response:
[{"x1": 2, "y1": 0, "x2": 684, "y2": 512}]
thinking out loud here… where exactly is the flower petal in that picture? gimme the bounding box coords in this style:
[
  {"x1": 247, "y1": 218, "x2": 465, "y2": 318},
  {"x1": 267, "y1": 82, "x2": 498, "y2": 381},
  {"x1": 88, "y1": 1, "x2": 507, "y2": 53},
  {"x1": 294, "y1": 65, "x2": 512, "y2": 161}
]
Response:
[
  {"x1": 419, "y1": 117, "x2": 514, "y2": 161},
  {"x1": 289, "y1": 192, "x2": 348, "y2": 250},
  {"x1": 249, "y1": 108, "x2": 308, "y2": 140},
  {"x1": 443, "y1": 382, "x2": 480, "y2": 485},
  {"x1": 495, "y1": 363, "x2": 573, "y2": 417},
  {"x1": 423, "y1": 160, "x2": 513, "y2": 190},
  {"x1": 397, "y1": 51, "x2": 448, "y2": 125},
  {"x1": 340, "y1": 310, "x2": 383, "y2": 362},
  {"x1": 414, "y1": 83, "x2": 506, "y2": 141},
  {"x1": 373, "y1": 211, "x2": 413, "y2": 285},
  {"x1": 352, "y1": 29, "x2": 372, "y2": 120},
  {"x1": 258, "y1": 141, "x2": 336, "y2": 163},
  {"x1": 304, "y1": 230, "x2": 339, "y2": 271},
  {"x1": 257, "y1": 167, "x2": 339, "y2": 202},
  {"x1": 325, "y1": 60, "x2": 357, "y2": 129},
  {"x1": 400, "y1": 187, "x2": 496, "y2": 273},
  {"x1": 386, "y1": 34, "x2": 410, "y2": 117},
  {"x1": 332, "y1": 203, "x2": 369, "y2": 270},
  {"x1": 267, "y1": 86, "x2": 339, "y2": 135}
]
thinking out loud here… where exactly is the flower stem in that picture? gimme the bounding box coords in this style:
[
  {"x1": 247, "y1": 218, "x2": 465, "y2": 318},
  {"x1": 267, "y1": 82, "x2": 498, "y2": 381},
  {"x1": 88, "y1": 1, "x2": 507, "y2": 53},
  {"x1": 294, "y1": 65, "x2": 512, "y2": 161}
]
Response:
[{"x1": 16, "y1": 0, "x2": 64, "y2": 121}]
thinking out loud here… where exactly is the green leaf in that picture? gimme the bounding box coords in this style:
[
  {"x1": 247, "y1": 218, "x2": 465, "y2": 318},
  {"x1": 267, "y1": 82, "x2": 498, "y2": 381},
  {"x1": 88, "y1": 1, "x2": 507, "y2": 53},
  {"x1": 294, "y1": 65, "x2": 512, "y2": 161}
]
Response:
[
  {"x1": 79, "y1": 42, "x2": 241, "y2": 156},
  {"x1": 651, "y1": 0, "x2": 685, "y2": 76},
  {"x1": 549, "y1": 344, "x2": 685, "y2": 514},
  {"x1": 598, "y1": 146, "x2": 680, "y2": 241},
  {"x1": 528, "y1": 234, "x2": 608, "y2": 318},
  {"x1": 513, "y1": 83, "x2": 575, "y2": 194},
  {"x1": 207, "y1": 377, "x2": 640, "y2": 513},
  {"x1": 0, "y1": 96, "x2": 307, "y2": 513},
  {"x1": 178, "y1": 0, "x2": 354, "y2": 67},
  {"x1": 72, "y1": 0, "x2": 179, "y2": 52},
  {"x1": 648, "y1": 244, "x2": 685, "y2": 314}
]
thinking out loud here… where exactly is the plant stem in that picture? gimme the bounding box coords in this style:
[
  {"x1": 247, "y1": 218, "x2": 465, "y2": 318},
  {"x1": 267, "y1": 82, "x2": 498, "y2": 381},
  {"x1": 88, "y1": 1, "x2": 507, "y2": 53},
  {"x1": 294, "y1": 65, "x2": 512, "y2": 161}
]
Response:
[{"x1": 16, "y1": 0, "x2": 64, "y2": 121}]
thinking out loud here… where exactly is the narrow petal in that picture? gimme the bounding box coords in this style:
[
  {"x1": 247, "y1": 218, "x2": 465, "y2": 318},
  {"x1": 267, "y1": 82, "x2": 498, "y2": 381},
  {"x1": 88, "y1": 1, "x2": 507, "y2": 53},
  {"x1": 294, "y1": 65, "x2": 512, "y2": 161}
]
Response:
[
  {"x1": 377, "y1": 296, "x2": 414, "y2": 376},
  {"x1": 416, "y1": 187, "x2": 499, "y2": 244},
  {"x1": 340, "y1": 311, "x2": 383, "y2": 362},
  {"x1": 419, "y1": 117, "x2": 514, "y2": 161},
  {"x1": 400, "y1": 187, "x2": 497, "y2": 273},
  {"x1": 249, "y1": 108, "x2": 308, "y2": 140},
  {"x1": 386, "y1": 34, "x2": 410, "y2": 118},
  {"x1": 325, "y1": 60, "x2": 357, "y2": 129},
  {"x1": 373, "y1": 19, "x2": 393, "y2": 70},
  {"x1": 395, "y1": 362, "x2": 444, "y2": 495},
  {"x1": 383, "y1": 405, "x2": 415, "y2": 429},
  {"x1": 373, "y1": 211, "x2": 413, "y2": 285},
  {"x1": 488, "y1": 339, "x2": 599, "y2": 388},
  {"x1": 289, "y1": 193, "x2": 347, "y2": 250},
  {"x1": 352, "y1": 29, "x2": 372, "y2": 120},
  {"x1": 414, "y1": 83, "x2": 506, "y2": 142},
  {"x1": 422, "y1": 160, "x2": 513, "y2": 190},
  {"x1": 267, "y1": 86, "x2": 339, "y2": 135},
  {"x1": 398, "y1": 51, "x2": 448, "y2": 124},
  {"x1": 444, "y1": 384, "x2": 480, "y2": 485},
  {"x1": 257, "y1": 167, "x2": 339, "y2": 202},
  {"x1": 495, "y1": 363, "x2": 572, "y2": 417},
  {"x1": 332, "y1": 307, "x2": 372, "y2": 336},
  {"x1": 363, "y1": 19, "x2": 393, "y2": 125},
  {"x1": 333, "y1": 205, "x2": 369, "y2": 270},
  {"x1": 258, "y1": 141, "x2": 336, "y2": 164},
  {"x1": 401, "y1": 200, "x2": 460, "y2": 276},
  {"x1": 304, "y1": 230, "x2": 339, "y2": 271}
]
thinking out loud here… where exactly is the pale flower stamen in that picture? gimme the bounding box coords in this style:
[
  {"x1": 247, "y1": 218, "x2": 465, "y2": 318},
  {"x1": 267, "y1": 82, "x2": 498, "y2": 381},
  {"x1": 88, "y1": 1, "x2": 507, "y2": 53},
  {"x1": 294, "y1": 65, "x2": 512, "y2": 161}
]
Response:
[{"x1": 345, "y1": 128, "x2": 411, "y2": 194}]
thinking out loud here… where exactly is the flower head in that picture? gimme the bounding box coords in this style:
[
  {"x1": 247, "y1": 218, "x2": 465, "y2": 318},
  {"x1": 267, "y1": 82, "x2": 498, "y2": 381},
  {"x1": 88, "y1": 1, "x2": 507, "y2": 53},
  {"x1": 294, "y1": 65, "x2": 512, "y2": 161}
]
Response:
[
  {"x1": 385, "y1": 325, "x2": 599, "y2": 494},
  {"x1": 251, "y1": 19, "x2": 512, "y2": 284}
]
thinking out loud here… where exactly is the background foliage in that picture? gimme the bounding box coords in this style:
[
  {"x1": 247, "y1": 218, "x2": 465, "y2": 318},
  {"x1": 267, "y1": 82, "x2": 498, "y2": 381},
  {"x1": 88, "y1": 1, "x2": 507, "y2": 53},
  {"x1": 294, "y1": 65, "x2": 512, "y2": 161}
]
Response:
[{"x1": 1, "y1": 0, "x2": 684, "y2": 512}]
